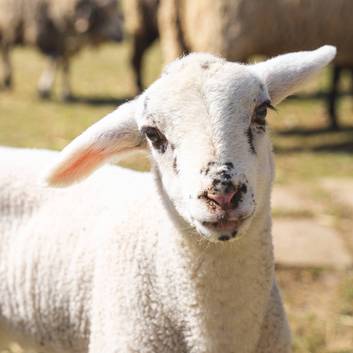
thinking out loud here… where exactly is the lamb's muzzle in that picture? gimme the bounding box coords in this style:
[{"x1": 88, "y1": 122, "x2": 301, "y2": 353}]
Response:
[
  {"x1": 203, "y1": 163, "x2": 247, "y2": 211},
  {"x1": 197, "y1": 171, "x2": 251, "y2": 240}
]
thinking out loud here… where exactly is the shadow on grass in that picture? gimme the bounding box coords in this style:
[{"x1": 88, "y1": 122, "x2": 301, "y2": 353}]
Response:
[
  {"x1": 274, "y1": 125, "x2": 353, "y2": 154},
  {"x1": 287, "y1": 90, "x2": 352, "y2": 101},
  {"x1": 60, "y1": 95, "x2": 135, "y2": 107},
  {"x1": 277, "y1": 126, "x2": 353, "y2": 136},
  {"x1": 274, "y1": 142, "x2": 353, "y2": 154}
]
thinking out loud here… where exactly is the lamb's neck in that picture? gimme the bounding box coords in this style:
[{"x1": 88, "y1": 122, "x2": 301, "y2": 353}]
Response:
[
  {"x1": 153, "y1": 165, "x2": 274, "y2": 351},
  {"x1": 169, "y1": 209, "x2": 274, "y2": 287},
  {"x1": 156, "y1": 212, "x2": 274, "y2": 353}
]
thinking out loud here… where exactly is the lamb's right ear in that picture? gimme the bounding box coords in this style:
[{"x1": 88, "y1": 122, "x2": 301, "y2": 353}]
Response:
[
  {"x1": 251, "y1": 45, "x2": 336, "y2": 105},
  {"x1": 45, "y1": 100, "x2": 144, "y2": 187}
]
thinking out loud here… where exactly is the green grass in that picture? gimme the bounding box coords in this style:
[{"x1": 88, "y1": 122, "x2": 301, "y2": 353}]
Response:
[{"x1": 340, "y1": 276, "x2": 353, "y2": 317}]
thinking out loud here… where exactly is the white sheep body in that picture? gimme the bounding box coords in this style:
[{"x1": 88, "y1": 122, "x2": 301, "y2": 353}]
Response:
[
  {"x1": 0, "y1": 146, "x2": 286, "y2": 353},
  {"x1": 0, "y1": 47, "x2": 336, "y2": 353},
  {"x1": 0, "y1": 146, "x2": 289, "y2": 353},
  {"x1": 0, "y1": 147, "x2": 100, "y2": 352}
]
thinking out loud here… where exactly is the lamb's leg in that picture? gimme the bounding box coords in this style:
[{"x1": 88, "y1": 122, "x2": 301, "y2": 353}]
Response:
[
  {"x1": 1, "y1": 44, "x2": 12, "y2": 89},
  {"x1": 61, "y1": 57, "x2": 73, "y2": 102},
  {"x1": 327, "y1": 65, "x2": 341, "y2": 130},
  {"x1": 38, "y1": 56, "x2": 57, "y2": 99},
  {"x1": 256, "y1": 281, "x2": 292, "y2": 353}
]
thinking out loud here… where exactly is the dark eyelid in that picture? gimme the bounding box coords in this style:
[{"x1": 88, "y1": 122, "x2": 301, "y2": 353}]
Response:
[
  {"x1": 141, "y1": 126, "x2": 149, "y2": 134},
  {"x1": 141, "y1": 125, "x2": 157, "y2": 135},
  {"x1": 258, "y1": 100, "x2": 276, "y2": 112},
  {"x1": 140, "y1": 125, "x2": 168, "y2": 153}
]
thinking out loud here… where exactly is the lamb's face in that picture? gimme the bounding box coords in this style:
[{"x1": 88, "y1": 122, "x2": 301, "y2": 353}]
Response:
[{"x1": 136, "y1": 55, "x2": 274, "y2": 242}]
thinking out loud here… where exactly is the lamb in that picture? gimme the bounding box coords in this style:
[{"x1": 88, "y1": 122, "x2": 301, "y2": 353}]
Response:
[
  {"x1": 0, "y1": 45, "x2": 336, "y2": 353},
  {"x1": 0, "y1": 0, "x2": 123, "y2": 100},
  {"x1": 158, "y1": 0, "x2": 352, "y2": 129}
]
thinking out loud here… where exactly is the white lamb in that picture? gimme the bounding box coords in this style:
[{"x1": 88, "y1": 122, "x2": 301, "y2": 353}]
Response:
[{"x1": 0, "y1": 45, "x2": 336, "y2": 353}]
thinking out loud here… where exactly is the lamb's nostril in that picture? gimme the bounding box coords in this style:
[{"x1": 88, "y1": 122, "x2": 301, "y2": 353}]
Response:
[
  {"x1": 230, "y1": 188, "x2": 243, "y2": 209},
  {"x1": 206, "y1": 190, "x2": 237, "y2": 210},
  {"x1": 205, "y1": 183, "x2": 247, "y2": 210}
]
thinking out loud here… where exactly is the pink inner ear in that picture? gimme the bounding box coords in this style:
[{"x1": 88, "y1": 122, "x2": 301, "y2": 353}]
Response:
[{"x1": 52, "y1": 148, "x2": 107, "y2": 184}]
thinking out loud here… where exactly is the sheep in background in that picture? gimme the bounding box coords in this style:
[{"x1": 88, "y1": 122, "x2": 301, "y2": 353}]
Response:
[
  {"x1": 0, "y1": 0, "x2": 123, "y2": 101},
  {"x1": 0, "y1": 46, "x2": 335, "y2": 353},
  {"x1": 123, "y1": 0, "x2": 159, "y2": 92},
  {"x1": 158, "y1": 0, "x2": 353, "y2": 129}
]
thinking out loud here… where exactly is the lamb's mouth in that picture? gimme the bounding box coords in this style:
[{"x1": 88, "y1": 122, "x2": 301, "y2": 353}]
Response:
[
  {"x1": 201, "y1": 219, "x2": 239, "y2": 232},
  {"x1": 195, "y1": 211, "x2": 254, "y2": 242}
]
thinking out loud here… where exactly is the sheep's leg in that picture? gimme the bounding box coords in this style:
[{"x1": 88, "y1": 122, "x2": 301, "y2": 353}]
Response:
[
  {"x1": 38, "y1": 56, "x2": 58, "y2": 99},
  {"x1": 158, "y1": 0, "x2": 187, "y2": 63},
  {"x1": 327, "y1": 65, "x2": 341, "y2": 130},
  {"x1": 1, "y1": 45, "x2": 12, "y2": 89},
  {"x1": 350, "y1": 67, "x2": 353, "y2": 113},
  {"x1": 61, "y1": 57, "x2": 73, "y2": 102},
  {"x1": 131, "y1": 32, "x2": 157, "y2": 93}
]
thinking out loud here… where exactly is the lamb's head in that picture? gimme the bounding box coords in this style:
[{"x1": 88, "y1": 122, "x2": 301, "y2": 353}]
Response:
[
  {"x1": 135, "y1": 54, "x2": 274, "y2": 242},
  {"x1": 46, "y1": 46, "x2": 336, "y2": 243}
]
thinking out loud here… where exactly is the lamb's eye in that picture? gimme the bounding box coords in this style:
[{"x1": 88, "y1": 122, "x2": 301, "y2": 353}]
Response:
[
  {"x1": 141, "y1": 126, "x2": 168, "y2": 153},
  {"x1": 143, "y1": 127, "x2": 162, "y2": 143},
  {"x1": 252, "y1": 100, "x2": 273, "y2": 126}
]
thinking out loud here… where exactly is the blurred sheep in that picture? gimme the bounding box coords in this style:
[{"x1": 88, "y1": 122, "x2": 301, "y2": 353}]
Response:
[
  {"x1": 0, "y1": 0, "x2": 123, "y2": 100},
  {"x1": 328, "y1": 64, "x2": 353, "y2": 124},
  {"x1": 158, "y1": 0, "x2": 353, "y2": 129},
  {"x1": 123, "y1": 0, "x2": 159, "y2": 92}
]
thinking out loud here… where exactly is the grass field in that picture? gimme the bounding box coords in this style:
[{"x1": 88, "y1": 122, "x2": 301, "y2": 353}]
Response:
[{"x1": 0, "y1": 42, "x2": 353, "y2": 353}]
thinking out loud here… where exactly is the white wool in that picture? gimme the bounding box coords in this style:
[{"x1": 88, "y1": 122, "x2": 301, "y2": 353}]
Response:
[{"x1": 0, "y1": 47, "x2": 335, "y2": 353}]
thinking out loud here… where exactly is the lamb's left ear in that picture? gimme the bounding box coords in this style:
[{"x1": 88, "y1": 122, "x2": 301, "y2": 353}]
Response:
[
  {"x1": 45, "y1": 100, "x2": 144, "y2": 187},
  {"x1": 251, "y1": 45, "x2": 336, "y2": 105}
]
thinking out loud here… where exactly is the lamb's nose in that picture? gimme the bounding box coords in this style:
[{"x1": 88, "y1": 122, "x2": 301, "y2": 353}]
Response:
[{"x1": 206, "y1": 189, "x2": 240, "y2": 210}]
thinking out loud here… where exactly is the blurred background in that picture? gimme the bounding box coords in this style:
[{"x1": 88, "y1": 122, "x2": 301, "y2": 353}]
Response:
[{"x1": 0, "y1": 0, "x2": 352, "y2": 352}]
